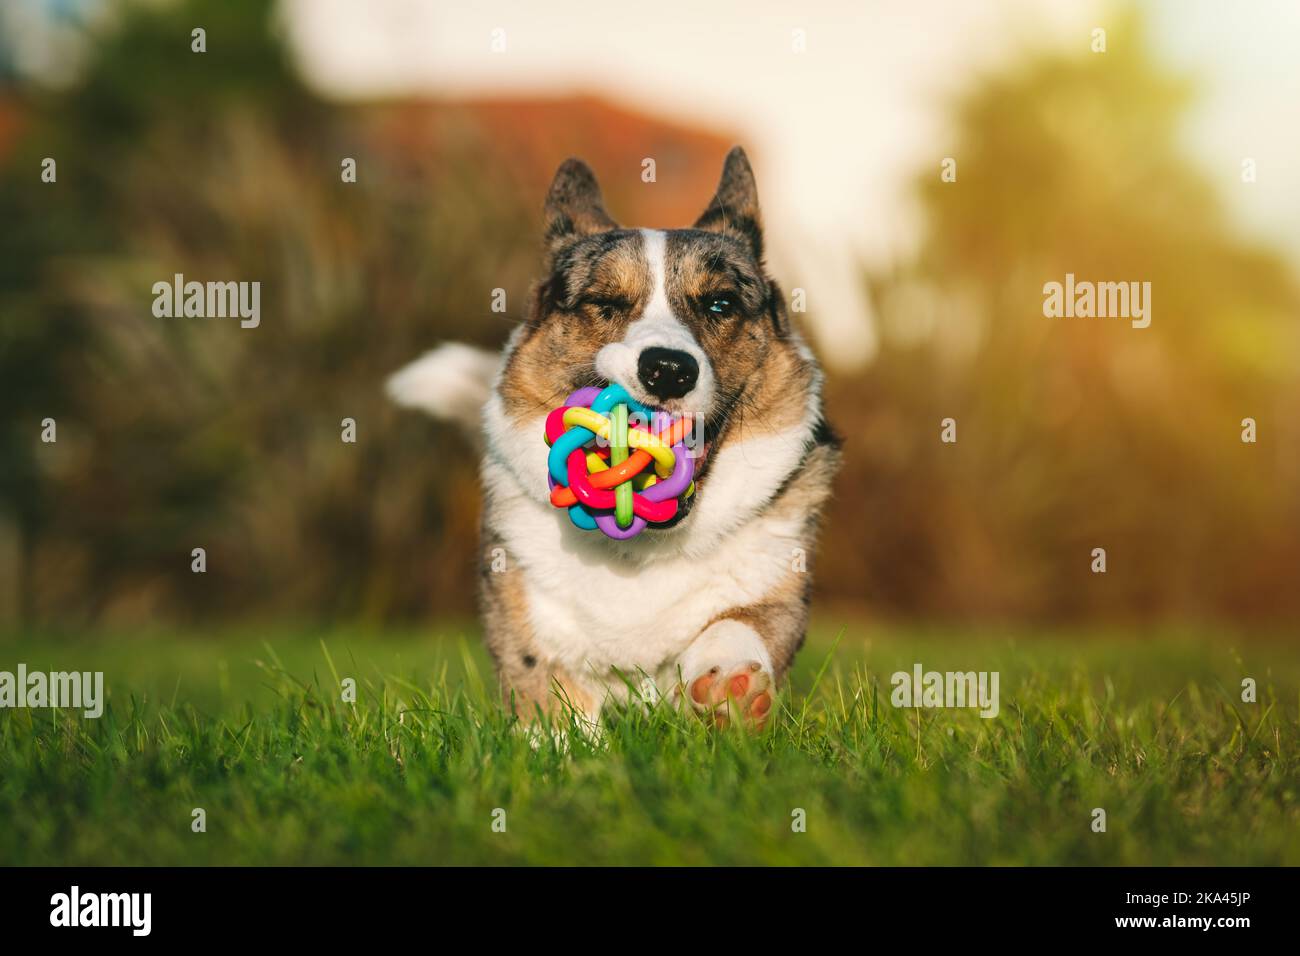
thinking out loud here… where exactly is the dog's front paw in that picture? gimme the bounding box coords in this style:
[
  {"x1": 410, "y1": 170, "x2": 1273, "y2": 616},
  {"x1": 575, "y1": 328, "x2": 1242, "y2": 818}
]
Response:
[{"x1": 683, "y1": 660, "x2": 773, "y2": 730}]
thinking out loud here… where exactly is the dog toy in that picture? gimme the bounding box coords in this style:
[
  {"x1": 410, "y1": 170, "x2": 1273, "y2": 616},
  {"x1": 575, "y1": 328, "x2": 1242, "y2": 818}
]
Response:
[{"x1": 544, "y1": 384, "x2": 695, "y2": 539}]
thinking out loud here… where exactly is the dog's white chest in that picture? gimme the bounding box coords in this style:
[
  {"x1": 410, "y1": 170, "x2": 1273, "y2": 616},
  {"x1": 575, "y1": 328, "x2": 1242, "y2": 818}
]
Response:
[
  {"x1": 491, "y1": 487, "x2": 800, "y2": 678},
  {"x1": 481, "y1": 394, "x2": 818, "y2": 683}
]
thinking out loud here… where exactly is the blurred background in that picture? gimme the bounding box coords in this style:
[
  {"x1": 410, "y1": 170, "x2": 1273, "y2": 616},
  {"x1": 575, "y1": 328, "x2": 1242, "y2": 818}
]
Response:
[{"x1": 2, "y1": 0, "x2": 1298, "y2": 634}]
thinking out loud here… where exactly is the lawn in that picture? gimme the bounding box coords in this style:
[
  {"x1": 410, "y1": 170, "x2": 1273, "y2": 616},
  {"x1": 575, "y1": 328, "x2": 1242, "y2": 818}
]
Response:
[{"x1": 0, "y1": 621, "x2": 1296, "y2": 865}]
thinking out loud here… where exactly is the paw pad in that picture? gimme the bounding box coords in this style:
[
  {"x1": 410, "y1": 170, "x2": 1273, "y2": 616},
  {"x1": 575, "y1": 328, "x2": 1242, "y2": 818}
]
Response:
[{"x1": 684, "y1": 660, "x2": 773, "y2": 730}]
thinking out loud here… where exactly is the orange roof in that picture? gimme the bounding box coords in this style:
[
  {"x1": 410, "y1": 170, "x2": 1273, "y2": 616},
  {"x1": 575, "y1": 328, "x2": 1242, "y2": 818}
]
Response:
[{"x1": 366, "y1": 94, "x2": 740, "y2": 228}]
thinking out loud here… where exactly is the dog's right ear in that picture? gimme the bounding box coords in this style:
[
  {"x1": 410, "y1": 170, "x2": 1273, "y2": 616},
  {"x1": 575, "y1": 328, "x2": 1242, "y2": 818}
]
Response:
[{"x1": 543, "y1": 158, "x2": 618, "y2": 261}]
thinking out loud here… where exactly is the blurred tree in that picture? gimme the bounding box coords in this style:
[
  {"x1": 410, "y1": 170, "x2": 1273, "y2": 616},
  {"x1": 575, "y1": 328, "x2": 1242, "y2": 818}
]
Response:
[
  {"x1": 0, "y1": 0, "x2": 327, "y2": 624},
  {"x1": 824, "y1": 9, "x2": 1300, "y2": 624}
]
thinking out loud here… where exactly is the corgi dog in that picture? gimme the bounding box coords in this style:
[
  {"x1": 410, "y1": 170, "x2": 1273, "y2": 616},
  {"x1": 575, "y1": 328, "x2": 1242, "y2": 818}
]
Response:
[{"x1": 388, "y1": 147, "x2": 840, "y2": 730}]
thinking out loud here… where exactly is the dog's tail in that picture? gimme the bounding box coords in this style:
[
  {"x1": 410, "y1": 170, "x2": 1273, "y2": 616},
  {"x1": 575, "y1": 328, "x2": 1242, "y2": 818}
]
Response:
[{"x1": 385, "y1": 343, "x2": 502, "y2": 445}]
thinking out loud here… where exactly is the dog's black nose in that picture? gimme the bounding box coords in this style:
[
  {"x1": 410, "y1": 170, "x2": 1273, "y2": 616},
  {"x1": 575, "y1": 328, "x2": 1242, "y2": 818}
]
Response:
[{"x1": 637, "y1": 347, "x2": 699, "y2": 401}]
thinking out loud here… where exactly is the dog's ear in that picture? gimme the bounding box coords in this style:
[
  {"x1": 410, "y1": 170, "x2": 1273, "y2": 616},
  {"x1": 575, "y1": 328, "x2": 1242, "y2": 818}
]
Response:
[
  {"x1": 543, "y1": 158, "x2": 618, "y2": 260},
  {"x1": 693, "y1": 146, "x2": 763, "y2": 260}
]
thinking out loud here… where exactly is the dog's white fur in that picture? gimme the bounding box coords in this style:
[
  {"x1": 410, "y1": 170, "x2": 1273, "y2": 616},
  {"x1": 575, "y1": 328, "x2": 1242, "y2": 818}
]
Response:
[
  {"x1": 594, "y1": 230, "x2": 716, "y2": 416},
  {"x1": 389, "y1": 230, "x2": 823, "y2": 719}
]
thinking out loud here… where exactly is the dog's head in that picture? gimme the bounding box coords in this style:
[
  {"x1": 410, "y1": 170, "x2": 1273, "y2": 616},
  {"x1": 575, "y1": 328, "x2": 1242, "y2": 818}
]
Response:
[{"x1": 496, "y1": 147, "x2": 819, "y2": 536}]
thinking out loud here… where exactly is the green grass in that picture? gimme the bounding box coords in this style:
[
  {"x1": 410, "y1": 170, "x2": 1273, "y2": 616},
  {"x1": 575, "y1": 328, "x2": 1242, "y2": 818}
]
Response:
[{"x1": 1, "y1": 622, "x2": 1297, "y2": 865}]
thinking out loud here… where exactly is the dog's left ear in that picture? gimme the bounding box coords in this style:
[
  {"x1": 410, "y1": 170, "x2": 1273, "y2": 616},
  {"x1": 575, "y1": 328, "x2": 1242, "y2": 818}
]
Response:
[{"x1": 693, "y1": 146, "x2": 764, "y2": 260}]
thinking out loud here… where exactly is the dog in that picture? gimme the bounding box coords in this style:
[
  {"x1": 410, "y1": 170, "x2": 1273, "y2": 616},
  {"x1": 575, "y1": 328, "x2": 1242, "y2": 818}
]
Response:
[{"x1": 388, "y1": 147, "x2": 840, "y2": 730}]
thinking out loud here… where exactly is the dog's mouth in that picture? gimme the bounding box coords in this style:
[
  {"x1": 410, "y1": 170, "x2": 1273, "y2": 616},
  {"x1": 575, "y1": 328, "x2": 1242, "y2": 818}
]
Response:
[
  {"x1": 639, "y1": 404, "x2": 710, "y2": 530},
  {"x1": 656, "y1": 385, "x2": 749, "y2": 528},
  {"x1": 639, "y1": 391, "x2": 736, "y2": 530},
  {"x1": 655, "y1": 431, "x2": 710, "y2": 530}
]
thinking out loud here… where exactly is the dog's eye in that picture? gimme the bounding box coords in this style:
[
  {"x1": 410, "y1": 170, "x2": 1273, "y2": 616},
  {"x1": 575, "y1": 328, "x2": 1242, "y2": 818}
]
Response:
[
  {"x1": 580, "y1": 297, "x2": 628, "y2": 321},
  {"x1": 706, "y1": 295, "x2": 735, "y2": 317}
]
